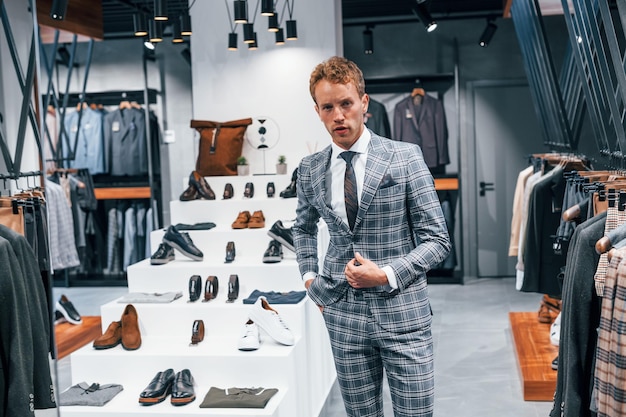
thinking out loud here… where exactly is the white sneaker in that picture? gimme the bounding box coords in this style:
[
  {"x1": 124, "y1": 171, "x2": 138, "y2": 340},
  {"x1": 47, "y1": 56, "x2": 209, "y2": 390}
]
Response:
[
  {"x1": 237, "y1": 320, "x2": 261, "y2": 351},
  {"x1": 550, "y1": 312, "x2": 561, "y2": 346},
  {"x1": 248, "y1": 296, "x2": 295, "y2": 346}
]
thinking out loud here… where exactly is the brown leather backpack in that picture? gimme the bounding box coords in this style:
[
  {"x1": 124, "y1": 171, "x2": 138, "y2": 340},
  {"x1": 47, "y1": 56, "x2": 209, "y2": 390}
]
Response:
[{"x1": 191, "y1": 118, "x2": 252, "y2": 176}]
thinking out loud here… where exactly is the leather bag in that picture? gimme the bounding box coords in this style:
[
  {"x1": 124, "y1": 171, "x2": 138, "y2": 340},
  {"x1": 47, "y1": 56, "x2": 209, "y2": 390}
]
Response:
[{"x1": 191, "y1": 118, "x2": 252, "y2": 176}]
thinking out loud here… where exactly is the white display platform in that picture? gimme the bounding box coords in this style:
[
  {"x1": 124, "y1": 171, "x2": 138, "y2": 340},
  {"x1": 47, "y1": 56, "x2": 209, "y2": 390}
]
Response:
[{"x1": 61, "y1": 174, "x2": 336, "y2": 417}]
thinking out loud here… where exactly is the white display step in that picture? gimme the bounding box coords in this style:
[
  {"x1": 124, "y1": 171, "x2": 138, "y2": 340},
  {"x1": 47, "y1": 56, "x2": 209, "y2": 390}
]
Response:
[
  {"x1": 99, "y1": 296, "x2": 307, "y2": 340},
  {"x1": 59, "y1": 384, "x2": 287, "y2": 417}
]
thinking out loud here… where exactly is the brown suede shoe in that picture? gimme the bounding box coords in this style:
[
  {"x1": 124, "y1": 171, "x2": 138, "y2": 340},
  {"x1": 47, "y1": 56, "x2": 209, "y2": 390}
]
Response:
[
  {"x1": 121, "y1": 304, "x2": 142, "y2": 350},
  {"x1": 179, "y1": 184, "x2": 199, "y2": 201},
  {"x1": 93, "y1": 321, "x2": 122, "y2": 350},
  {"x1": 248, "y1": 210, "x2": 265, "y2": 228},
  {"x1": 231, "y1": 211, "x2": 251, "y2": 229}
]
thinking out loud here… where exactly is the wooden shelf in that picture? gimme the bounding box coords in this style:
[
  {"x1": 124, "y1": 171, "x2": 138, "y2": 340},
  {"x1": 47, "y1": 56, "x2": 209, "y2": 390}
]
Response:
[
  {"x1": 434, "y1": 177, "x2": 459, "y2": 190},
  {"x1": 55, "y1": 316, "x2": 102, "y2": 360},
  {"x1": 509, "y1": 312, "x2": 558, "y2": 401},
  {"x1": 94, "y1": 186, "x2": 151, "y2": 200}
]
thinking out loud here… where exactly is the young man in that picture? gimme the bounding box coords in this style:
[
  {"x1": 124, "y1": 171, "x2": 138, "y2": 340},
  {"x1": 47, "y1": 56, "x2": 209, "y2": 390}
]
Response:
[{"x1": 293, "y1": 56, "x2": 451, "y2": 417}]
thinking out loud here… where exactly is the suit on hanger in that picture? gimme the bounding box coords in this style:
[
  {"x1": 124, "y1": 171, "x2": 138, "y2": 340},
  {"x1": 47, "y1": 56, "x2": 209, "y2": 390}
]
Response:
[
  {"x1": 393, "y1": 94, "x2": 449, "y2": 171},
  {"x1": 104, "y1": 108, "x2": 147, "y2": 176},
  {"x1": 364, "y1": 98, "x2": 391, "y2": 138}
]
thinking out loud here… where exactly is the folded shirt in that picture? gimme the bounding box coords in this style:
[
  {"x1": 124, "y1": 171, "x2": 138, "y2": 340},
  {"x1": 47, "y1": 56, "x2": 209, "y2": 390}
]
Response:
[
  {"x1": 59, "y1": 382, "x2": 123, "y2": 406},
  {"x1": 117, "y1": 291, "x2": 182, "y2": 303},
  {"x1": 199, "y1": 387, "x2": 278, "y2": 408}
]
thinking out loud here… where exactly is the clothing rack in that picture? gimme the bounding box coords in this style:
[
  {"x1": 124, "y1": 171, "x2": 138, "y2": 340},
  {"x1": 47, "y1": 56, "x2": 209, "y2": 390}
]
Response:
[
  {"x1": 56, "y1": 89, "x2": 158, "y2": 108},
  {"x1": 364, "y1": 73, "x2": 455, "y2": 95}
]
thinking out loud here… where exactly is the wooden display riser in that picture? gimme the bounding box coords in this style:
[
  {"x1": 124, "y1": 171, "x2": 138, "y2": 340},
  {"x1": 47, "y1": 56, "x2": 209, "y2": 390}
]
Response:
[
  {"x1": 509, "y1": 312, "x2": 558, "y2": 401},
  {"x1": 54, "y1": 316, "x2": 102, "y2": 360}
]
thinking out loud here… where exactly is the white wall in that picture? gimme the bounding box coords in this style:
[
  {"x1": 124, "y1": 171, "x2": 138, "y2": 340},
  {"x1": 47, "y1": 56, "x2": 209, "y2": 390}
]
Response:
[{"x1": 190, "y1": 0, "x2": 342, "y2": 177}]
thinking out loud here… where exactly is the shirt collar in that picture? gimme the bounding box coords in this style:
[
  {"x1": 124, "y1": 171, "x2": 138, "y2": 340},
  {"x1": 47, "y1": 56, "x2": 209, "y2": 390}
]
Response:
[{"x1": 331, "y1": 126, "x2": 371, "y2": 160}]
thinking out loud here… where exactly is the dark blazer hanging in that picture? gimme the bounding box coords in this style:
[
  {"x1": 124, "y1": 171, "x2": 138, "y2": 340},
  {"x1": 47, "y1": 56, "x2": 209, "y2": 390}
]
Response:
[
  {"x1": 393, "y1": 93, "x2": 450, "y2": 170},
  {"x1": 104, "y1": 107, "x2": 148, "y2": 176}
]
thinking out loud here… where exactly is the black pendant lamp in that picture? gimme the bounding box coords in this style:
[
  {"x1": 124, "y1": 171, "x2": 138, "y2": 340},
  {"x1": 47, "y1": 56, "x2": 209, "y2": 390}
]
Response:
[
  {"x1": 286, "y1": 19, "x2": 297, "y2": 40},
  {"x1": 133, "y1": 13, "x2": 148, "y2": 36},
  {"x1": 234, "y1": 0, "x2": 248, "y2": 23},
  {"x1": 154, "y1": 0, "x2": 168, "y2": 21},
  {"x1": 261, "y1": 0, "x2": 274, "y2": 16},
  {"x1": 181, "y1": 14, "x2": 192, "y2": 36},
  {"x1": 275, "y1": 27, "x2": 285, "y2": 45}
]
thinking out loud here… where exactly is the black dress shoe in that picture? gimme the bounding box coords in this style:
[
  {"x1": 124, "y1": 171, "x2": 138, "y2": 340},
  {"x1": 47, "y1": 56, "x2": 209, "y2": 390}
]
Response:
[
  {"x1": 163, "y1": 226, "x2": 204, "y2": 261},
  {"x1": 188, "y1": 275, "x2": 202, "y2": 302},
  {"x1": 150, "y1": 243, "x2": 175, "y2": 265},
  {"x1": 267, "y1": 182, "x2": 275, "y2": 198},
  {"x1": 262, "y1": 239, "x2": 283, "y2": 263},
  {"x1": 223, "y1": 183, "x2": 234, "y2": 199},
  {"x1": 171, "y1": 369, "x2": 196, "y2": 406},
  {"x1": 189, "y1": 171, "x2": 215, "y2": 200},
  {"x1": 225, "y1": 241, "x2": 236, "y2": 263},
  {"x1": 279, "y1": 168, "x2": 297, "y2": 198},
  {"x1": 244, "y1": 182, "x2": 254, "y2": 198},
  {"x1": 267, "y1": 220, "x2": 295, "y2": 252},
  {"x1": 139, "y1": 368, "x2": 175, "y2": 405},
  {"x1": 56, "y1": 295, "x2": 82, "y2": 325}
]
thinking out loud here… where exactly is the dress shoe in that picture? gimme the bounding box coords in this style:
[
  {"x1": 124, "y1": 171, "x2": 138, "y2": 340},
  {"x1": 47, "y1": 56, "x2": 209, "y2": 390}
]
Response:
[
  {"x1": 188, "y1": 275, "x2": 203, "y2": 302},
  {"x1": 179, "y1": 184, "x2": 199, "y2": 201},
  {"x1": 121, "y1": 304, "x2": 141, "y2": 350},
  {"x1": 244, "y1": 182, "x2": 255, "y2": 198},
  {"x1": 223, "y1": 183, "x2": 234, "y2": 199},
  {"x1": 231, "y1": 211, "x2": 251, "y2": 229},
  {"x1": 150, "y1": 242, "x2": 175, "y2": 265},
  {"x1": 139, "y1": 368, "x2": 175, "y2": 405},
  {"x1": 237, "y1": 319, "x2": 261, "y2": 351},
  {"x1": 267, "y1": 220, "x2": 295, "y2": 252},
  {"x1": 190, "y1": 320, "x2": 205, "y2": 346},
  {"x1": 189, "y1": 171, "x2": 216, "y2": 200},
  {"x1": 171, "y1": 369, "x2": 196, "y2": 406},
  {"x1": 267, "y1": 182, "x2": 275, "y2": 198},
  {"x1": 248, "y1": 210, "x2": 265, "y2": 229},
  {"x1": 248, "y1": 296, "x2": 294, "y2": 346},
  {"x1": 262, "y1": 239, "x2": 283, "y2": 263},
  {"x1": 279, "y1": 168, "x2": 297, "y2": 198},
  {"x1": 56, "y1": 294, "x2": 82, "y2": 325},
  {"x1": 92, "y1": 321, "x2": 122, "y2": 349},
  {"x1": 163, "y1": 225, "x2": 204, "y2": 261},
  {"x1": 225, "y1": 241, "x2": 236, "y2": 263}
]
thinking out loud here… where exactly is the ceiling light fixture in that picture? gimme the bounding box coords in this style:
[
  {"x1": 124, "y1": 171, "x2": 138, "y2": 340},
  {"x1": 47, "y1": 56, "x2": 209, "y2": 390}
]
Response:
[
  {"x1": 234, "y1": 0, "x2": 248, "y2": 23},
  {"x1": 180, "y1": 14, "x2": 192, "y2": 36},
  {"x1": 478, "y1": 19, "x2": 497, "y2": 47},
  {"x1": 261, "y1": 0, "x2": 274, "y2": 16},
  {"x1": 285, "y1": 0, "x2": 298, "y2": 40},
  {"x1": 363, "y1": 26, "x2": 373, "y2": 54},
  {"x1": 49, "y1": 0, "x2": 69, "y2": 20},
  {"x1": 133, "y1": 13, "x2": 148, "y2": 36},
  {"x1": 414, "y1": 1, "x2": 437, "y2": 33},
  {"x1": 243, "y1": 23, "x2": 255, "y2": 43},
  {"x1": 144, "y1": 41, "x2": 156, "y2": 50},
  {"x1": 172, "y1": 19, "x2": 184, "y2": 43},
  {"x1": 149, "y1": 20, "x2": 163, "y2": 43},
  {"x1": 275, "y1": 27, "x2": 285, "y2": 45},
  {"x1": 268, "y1": 13, "x2": 279, "y2": 32},
  {"x1": 154, "y1": 0, "x2": 168, "y2": 21},
  {"x1": 228, "y1": 32, "x2": 238, "y2": 50},
  {"x1": 248, "y1": 32, "x2": 258, "y2": 49}
]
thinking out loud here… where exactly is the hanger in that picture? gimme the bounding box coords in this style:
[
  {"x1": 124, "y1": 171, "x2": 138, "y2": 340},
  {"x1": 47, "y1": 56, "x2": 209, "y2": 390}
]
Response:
[
  {"x1": 130, "y1": 101, "x2": 142, "y2": 109},
  {"x1": 76, "y1": 102, "x2": 88, "y2": 111},
  {"x1": 119, "y1": 100, "x2": 132, "y2": 109},
  {"x1": 411, "y1": 87, "x2": 425, "y2": 97}
]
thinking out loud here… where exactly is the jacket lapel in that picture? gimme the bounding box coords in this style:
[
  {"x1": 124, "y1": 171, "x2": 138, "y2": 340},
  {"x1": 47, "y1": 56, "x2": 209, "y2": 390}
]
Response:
[
  {"x1": 311, "y1": 146, "x2": 347, "y2": 232},
  {"x1": 356, "y1": 135, "x2": 391, "y2": 230}
]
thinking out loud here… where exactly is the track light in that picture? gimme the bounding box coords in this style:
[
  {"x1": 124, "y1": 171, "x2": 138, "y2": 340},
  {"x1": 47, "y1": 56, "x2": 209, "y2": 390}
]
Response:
[
  {"x1": 286, "y1": 20, "x2": 298, "y2": 40},
  {"x1": 180, "y1": 14, "x2": 192, "y2": 36},
  {"x1": 275, "y1": 27, "x2": 285, "y2": 45},
  {"x1": 144, "y1": 41, "x2": 156, "y2": 50},
  {"x1": 414, "y1": 2, "x2": 437, "y2": 33},
  {"x1": 234, "y1": 0, "x2": 248, "y2": 23},
  {"x1": 268, "y1": 13, "x2": 279, "y2": 32},
  {"x1": 133, "y1": 13, "x2": 148, "y2": 36},
  {"x1": 228, "y1": 32, "x2": 238, "y2": 50},
  {"x1": 363, "y1": 26, "x2": 373, "y2": 54},
  {"x1": 50, "y1": 0, "x2": 69, "y2": 20},
  {"x1": 243, "y1": 23, "x2": 255, "y2": 43},
  {"x1": 154, "y1": 0, "x2": 168, "y2": 21},
  {"x1": 479, "y1": 20, "x2": 497, "y2": 47},
  {"x1": 149, "y1": 20, "x2": 163, "y2": 43},
  {"x1": 261, "y1": 0, "x2": 274, "y2": 16}
]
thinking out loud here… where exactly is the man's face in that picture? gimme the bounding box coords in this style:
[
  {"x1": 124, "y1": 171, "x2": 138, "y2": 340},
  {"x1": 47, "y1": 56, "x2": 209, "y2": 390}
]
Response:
[{"x1": 314, "y1": 79, "x2": 369, "y2": 150}]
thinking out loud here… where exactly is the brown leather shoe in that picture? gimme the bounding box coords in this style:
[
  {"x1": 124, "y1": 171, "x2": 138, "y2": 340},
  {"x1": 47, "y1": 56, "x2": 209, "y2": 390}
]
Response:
[
  {"x1": 121, "y1": 304, "x2": 142, "y2": 350},
  {"x1": 190, "y1": 171, "x2": 215, "y2": 200},
  {"x1": 231, "y1": 211, "x2": 251, "y2": 229},
  {"x1": 248, "y1": 210, "x2": 265, "y2": 228},
  {"x1": 93, "y1": 321, "x2": 122, "y2": 349},
  {"x1": 179, "y1": 184, "x2": 199, "y2": 201}
]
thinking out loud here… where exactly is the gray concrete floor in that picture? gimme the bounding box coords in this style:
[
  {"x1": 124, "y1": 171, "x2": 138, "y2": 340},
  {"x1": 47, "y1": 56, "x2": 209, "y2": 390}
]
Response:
[{"x1": 50, "y1": 277, "x2": 554, "y2": 417}]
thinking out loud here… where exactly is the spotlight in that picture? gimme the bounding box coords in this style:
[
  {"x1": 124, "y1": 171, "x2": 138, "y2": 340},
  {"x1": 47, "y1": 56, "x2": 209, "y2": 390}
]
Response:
[
  {"x1": 154, "y1": 0, "x2": 168, "y2": 21},
  {"x1": 478, "y1": 21, "x2": 497, "y2": 47},
  {"x1": 172, "y1": 19, "x2": 184, "y2": 43},
  {"x1": 286, "y1": 20, "x2": 298, "y2": 40},
  {"x1": 363, "y1": 26, "x2": 373, "y2": 54},
  {"x1": 414, "y1": 2, "x2": 437, "y2": 32},
  {"x1": 149, "y1": 20, "x2": 163, "y2": 43},
  {"x1": 50, "y1": 0, "x2": 68, "y2": 20},
  {"x1": 144, "y1": 41, "x2": 156, "y2": 50},
  {"x1": 234, "y1": 0, "x2": 248, "y2": 23},
  {"x1": 228, "y1": 32, "x2": 238, "y2": 50},
  {"x1": 243, "y1": 23, "x2": 255, "y2": 43},
  {"x1": 261, "y1": 0, "x2": 274, "y2": 16},
  {"x1": 180, "y1": 14, "x2": 192, "y2": 36},
  {"x1": 57, "y1": 45, "x2": 71, "y2": 66},
  {"x1": 268, "y1": 13, "x2": 279, "y2": 32},
  {"x1": 133, "y1": 13, "x2": 148, "y2": 36},
  {"x1": 275, "y1": 27, "x2": 285, "y2": 45}
]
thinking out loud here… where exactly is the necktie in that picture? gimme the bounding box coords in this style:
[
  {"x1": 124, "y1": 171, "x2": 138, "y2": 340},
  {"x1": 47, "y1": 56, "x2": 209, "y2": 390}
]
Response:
[{"x1": 340, "y1": 151, "x2": 358, "y2": 230}]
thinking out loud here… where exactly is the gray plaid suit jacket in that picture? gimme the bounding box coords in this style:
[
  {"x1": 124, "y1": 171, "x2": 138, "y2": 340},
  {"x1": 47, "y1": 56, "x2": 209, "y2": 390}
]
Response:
[{"x1": 293, "y1": 132, "x2": 451, "y2": 332}]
